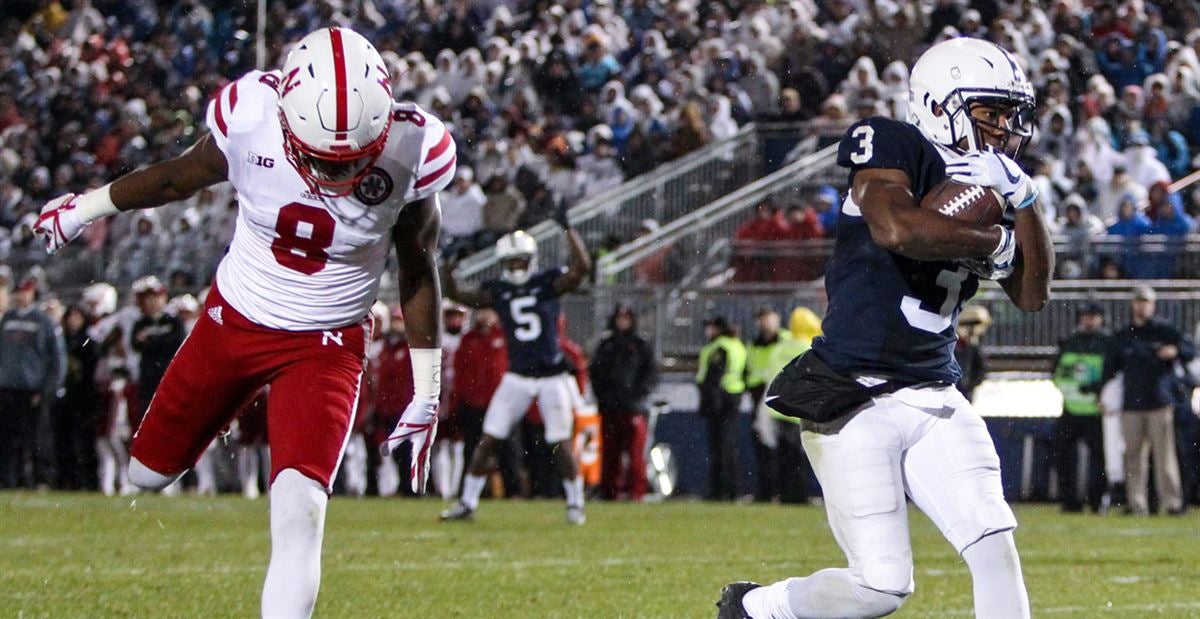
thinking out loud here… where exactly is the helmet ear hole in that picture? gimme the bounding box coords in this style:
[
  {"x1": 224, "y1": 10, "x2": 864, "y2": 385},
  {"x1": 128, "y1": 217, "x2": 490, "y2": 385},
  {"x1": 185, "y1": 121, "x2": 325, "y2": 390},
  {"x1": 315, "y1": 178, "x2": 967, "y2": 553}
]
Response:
[{"x1": 931, "y1": 101, "x2": 943, "y2": 117}]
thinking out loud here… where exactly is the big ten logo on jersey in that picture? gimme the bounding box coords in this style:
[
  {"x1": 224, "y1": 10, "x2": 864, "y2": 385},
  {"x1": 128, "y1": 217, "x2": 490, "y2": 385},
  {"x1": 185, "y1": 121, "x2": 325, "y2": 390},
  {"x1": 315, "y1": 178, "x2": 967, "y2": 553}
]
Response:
[{"x1": 247, "y1": 151, "x2": 275, "y2": 168}]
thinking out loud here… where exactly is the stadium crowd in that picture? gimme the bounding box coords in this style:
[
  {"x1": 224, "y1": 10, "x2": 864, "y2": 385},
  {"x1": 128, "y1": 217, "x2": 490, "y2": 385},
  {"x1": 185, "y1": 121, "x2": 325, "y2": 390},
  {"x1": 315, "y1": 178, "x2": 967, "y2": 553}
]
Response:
[
  {"x1": 5, "y1": 1, "x2": 1200, "y2": 287},
  {"x1": 5, "y1": 0, "x2": 1200, "y2": 502}
]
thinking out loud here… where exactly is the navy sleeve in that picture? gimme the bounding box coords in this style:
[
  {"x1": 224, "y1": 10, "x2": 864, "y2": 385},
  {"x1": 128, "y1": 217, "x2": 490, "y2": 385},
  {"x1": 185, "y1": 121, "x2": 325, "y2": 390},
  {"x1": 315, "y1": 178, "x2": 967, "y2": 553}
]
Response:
[
  {"x1": 534, "y1": 267, "x2": 568, "y2": 301},
  {"x1": 837, "y1": 116, "x2": 929, "y2": 183}
]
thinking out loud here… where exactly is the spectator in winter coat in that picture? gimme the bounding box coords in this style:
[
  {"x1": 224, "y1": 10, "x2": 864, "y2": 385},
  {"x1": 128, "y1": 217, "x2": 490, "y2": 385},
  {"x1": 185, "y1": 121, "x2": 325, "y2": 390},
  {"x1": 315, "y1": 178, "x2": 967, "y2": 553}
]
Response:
[
  {"x1": 451, "y1": 308, "x2": 508, "y2": 487},
  {"x1": 55, "y1": 303, "x2": 100, "y2": 490},
  {"x1": 372, "y1": 306, "x2": 414, "y2": 497},
  {"x1": 589, "y1": 303, "x2": 657, "y2": 501},
  {"x1": 1112, "y1": 286, "x2": 1191, "y2": 516},
  {"x1": 0, "y1": 277, "x2": 65, "y2": 488},
  {"x1": 1052, "y1": 303, "x2": 1119, "y2": 513},
  {"x1": 129, "y1": 276, "x2": 185, "y2": 429}
]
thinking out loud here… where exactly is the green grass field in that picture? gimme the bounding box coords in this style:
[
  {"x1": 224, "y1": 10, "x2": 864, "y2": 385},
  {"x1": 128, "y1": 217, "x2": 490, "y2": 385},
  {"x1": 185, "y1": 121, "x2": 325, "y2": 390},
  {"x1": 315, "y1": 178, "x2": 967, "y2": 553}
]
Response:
[{"x1": 1, "y1": 493, "x2": 1198, "y2": 618}]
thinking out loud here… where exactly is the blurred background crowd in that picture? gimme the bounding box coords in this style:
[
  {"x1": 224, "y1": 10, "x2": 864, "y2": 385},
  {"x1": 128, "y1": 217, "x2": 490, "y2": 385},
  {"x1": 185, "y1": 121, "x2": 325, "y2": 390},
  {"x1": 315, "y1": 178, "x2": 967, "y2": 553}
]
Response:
[
  {"x1": 3, "y1": 0, "x2": 1199, "y2": 290},
  {"x1": 4, "y1": 0, "x2": 1200, "y2": 504}
]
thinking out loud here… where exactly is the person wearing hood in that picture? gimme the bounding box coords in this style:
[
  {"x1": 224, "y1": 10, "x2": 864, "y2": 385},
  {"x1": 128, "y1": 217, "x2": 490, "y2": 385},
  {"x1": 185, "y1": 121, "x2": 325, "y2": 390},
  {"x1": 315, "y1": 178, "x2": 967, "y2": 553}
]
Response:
[
  {"x1": 879, "y1": 60, "x2": 909, "y2": 120},
  {"x1": 739, "y1": 54, "x2": 780, "y2": 118},
  {"x1": 745, "y1": 307, "x2": 790, "y2": 502},
  {"x1": 707, "y1": 93, "x2": 740, "y2": 141},
  {"x1": 1123, "y1": 130, "x2": 1171, "y2": 189},
  {"x1": 838, "y1": 56, "x2": 880, "y2": 111},
  {"x1": 696, "y1": 315, "x2": 746, "y2": 501},
  {"x1": 589, "y1": 303, "x2": 657, "y2": 501},
  {"x1": 760, "y1": 307, "x2": 822, "y2": 504},
  {"x1": 1033, "y1": 105, "x2": 1075, "y2": 169},
  {"x1": 1097, "y1": 162, "x2": 1148, "y2": 225},
  {"x1": 1147, "y1": 117, "x2": 1191, "y2": 179}
]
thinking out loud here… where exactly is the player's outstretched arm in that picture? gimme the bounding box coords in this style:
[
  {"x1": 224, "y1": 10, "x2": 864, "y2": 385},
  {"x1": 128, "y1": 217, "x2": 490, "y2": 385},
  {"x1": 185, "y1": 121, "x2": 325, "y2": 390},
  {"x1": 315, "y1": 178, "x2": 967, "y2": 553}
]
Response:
[
  {"x1": 439, "y1": 254, "x2": 493, "y2": 309},
  {"x1": 855, "y1": 168, "x2": 1006, "y2": 261},
  {"x1": 387, "y1": 195, "x2": 445, "y2": 494},
  {"x1": 553, "y1": 226, "x2": 591, "y2": 295},
  {"x1": 999, "y1": 202, "x2": 1053, "y2": 312},
  {"x1": 34, "y1": 134, "x2": 228, "y2": 253},
  {"x1": 109, "y1": 133, "x2": 229, "y2": 210}
]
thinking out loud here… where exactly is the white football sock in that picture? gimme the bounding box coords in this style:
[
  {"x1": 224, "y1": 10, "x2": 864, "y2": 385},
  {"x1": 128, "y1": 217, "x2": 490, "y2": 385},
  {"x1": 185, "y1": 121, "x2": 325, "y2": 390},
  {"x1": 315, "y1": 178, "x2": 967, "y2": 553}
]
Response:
[
  {"x1": 239, "y1": 446, "x2": 262, "y2": 499},
  {"x1": 461, "y1": 474, "x2": 486, "y2": 510},
  {"x1": 194, "y1": 444, "x2": 217, "y2": 496},
  {"x1": 742, "y1": 570, "x2": 905, "y2": 619},
  {"x1": 129, "y1": 456, "x2": 181, "y2": 491},
  {"x1": 341, "y1": 434, "x2": 367, "y2": 497},
  {"x1": 433, "y1": 441, "x2": 453, "y2": 500},
  {"x1": 97, "y1": 439, "x2": 117, "y2": 496},
  {"x1": 376, "y1": 455, "x2": 400, "y2": 497},
  {"x1": 563, "y1": 476, "x2": 585, "y2": 509},
  {"x1": 961, "y1": 531, "x2": 1029, "y2": 619},
  {"x1": 262, "y1": 469, "x2": 327, "y2": 619}
]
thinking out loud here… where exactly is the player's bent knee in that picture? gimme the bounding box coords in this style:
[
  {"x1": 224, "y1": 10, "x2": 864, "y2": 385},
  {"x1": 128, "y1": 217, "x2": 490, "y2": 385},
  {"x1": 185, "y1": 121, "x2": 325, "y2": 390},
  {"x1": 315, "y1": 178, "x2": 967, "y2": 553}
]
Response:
[
  {"x1": 129, "y1": 458, "x2": 182, "y2": 491},
  {"x1": 859, "y1": 559, "x2": 914, "y2": 597},
  {"x1": 269, "y1": 469, "x2": 328, "y2": 533},
  {"x1": 956, "y1": 496, "x2": 1018, "y2": 552}
]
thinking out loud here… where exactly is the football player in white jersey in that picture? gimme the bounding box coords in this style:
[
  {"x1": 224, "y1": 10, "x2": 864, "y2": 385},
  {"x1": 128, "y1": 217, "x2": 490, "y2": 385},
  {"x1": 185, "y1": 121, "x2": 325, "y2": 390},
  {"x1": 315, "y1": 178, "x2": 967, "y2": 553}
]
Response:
[{"x1": 33, "y1": 27, "x2": 454, "y2": 618}]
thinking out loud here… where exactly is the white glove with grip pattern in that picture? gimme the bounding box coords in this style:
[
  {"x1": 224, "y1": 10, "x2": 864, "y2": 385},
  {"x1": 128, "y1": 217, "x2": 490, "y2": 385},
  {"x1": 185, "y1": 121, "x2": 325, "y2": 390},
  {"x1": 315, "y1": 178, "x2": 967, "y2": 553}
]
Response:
[
  {"x1": 379, "y1": 398, "x2": 439, "y2": 494},
  {"x1": 963, "y1": 225, "x2": 1016, "y2": 280},
  {"x1": 34, "y1": 194, "x2": 87, "y2": 254},
  {"x1": 944, "y1": 151, "x2": 1038, "y2": 210}
]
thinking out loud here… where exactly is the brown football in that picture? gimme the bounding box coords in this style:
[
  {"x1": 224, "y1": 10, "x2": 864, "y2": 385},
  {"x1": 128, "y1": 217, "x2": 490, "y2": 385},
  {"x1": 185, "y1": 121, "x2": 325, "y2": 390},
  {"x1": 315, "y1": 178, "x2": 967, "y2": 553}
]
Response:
[{"x1": 919, "y1": 180, "x2": 1005, "y2": 226}]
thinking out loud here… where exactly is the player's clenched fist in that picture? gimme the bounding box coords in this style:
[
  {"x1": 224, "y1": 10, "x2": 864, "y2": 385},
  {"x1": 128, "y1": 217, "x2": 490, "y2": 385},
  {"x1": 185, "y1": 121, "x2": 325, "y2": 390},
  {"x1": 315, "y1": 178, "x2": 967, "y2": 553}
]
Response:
[
  {"x1": 34, "y1": 185, "x2": 119, "y2": 254},
  {"x1": 380, "y1": 398, "x2": 439, "y2": 494}
]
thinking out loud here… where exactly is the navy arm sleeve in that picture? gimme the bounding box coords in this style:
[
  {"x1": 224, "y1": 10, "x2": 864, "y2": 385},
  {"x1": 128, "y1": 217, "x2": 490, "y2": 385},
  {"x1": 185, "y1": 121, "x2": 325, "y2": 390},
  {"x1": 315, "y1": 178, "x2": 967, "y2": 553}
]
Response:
[{"x1": 836, "y1": 116, "x2": 946, "y2": 199}]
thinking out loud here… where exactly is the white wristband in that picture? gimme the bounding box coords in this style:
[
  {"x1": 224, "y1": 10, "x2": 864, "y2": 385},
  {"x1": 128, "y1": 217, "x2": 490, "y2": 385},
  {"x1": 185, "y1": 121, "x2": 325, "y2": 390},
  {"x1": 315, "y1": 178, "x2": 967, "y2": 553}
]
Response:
[
  {"x1": 74, "y1": 184, "x2": 119, "y2": 223},
  {"x1": 410, "y1": 348, "x2": 442, "y2": 401}
]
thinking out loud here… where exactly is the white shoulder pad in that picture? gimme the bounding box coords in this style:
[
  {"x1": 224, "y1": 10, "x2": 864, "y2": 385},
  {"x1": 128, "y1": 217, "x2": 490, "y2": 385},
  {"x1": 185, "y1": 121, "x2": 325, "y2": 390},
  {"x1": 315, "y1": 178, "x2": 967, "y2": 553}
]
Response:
[
  {"x1": 387, "y1": 102, "x2": 457, "y2": 203},
  {"x1": 205, "y1": 70, "x2": 282, "y2": 151}
]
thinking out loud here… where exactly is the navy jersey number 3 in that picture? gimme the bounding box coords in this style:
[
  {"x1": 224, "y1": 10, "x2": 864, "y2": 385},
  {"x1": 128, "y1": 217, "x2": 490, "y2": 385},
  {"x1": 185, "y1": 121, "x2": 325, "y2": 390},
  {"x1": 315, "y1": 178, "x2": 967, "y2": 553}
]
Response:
[{"x1": 813, "y1": 116, "x2": 978, "y2": 384}]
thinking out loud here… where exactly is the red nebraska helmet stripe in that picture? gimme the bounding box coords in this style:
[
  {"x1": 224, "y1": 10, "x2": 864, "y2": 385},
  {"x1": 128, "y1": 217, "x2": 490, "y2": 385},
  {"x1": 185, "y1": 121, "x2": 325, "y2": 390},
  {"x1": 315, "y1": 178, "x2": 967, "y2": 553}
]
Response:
[
  {"x1": 414, "y1": 154, "x2": 456, "y2": 189},
  {"x1": 424, "y1": 129, "x2": 451, "y2": 164},
  {"x1": 329, "y1": 28, "x2": 348, "y2": 140}
]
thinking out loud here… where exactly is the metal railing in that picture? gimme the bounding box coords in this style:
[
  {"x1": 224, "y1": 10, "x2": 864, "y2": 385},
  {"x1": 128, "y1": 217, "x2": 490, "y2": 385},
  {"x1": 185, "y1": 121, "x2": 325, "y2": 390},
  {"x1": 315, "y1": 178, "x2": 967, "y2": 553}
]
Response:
[
  {"x1": 595, "y1": 144, "x2": 841, "y2": 284},
  {"x1": 721, "y1": 234, "x2": 1200, "y2": 282},
  {"x1": 560, "y1": 280, "x2": 1200, "y2": 362},
  {"x1": 455, "y1": 124, "x2": 763, "y2": 283}
]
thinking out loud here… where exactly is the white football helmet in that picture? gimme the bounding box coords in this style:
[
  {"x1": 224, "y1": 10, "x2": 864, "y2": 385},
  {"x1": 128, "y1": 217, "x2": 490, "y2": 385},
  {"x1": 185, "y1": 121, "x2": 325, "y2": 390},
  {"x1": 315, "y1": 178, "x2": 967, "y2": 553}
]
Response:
[
  {"x1": 278, "y1": 27, "x2": 394, "y2": 196},
  {"x1": 907, "y1": 38, "x2": 1035, "y2": 157},
  {"x1": 81, "y1": 282, "x2": 117, "y2": 318},
  {"x1": 496, "y1": 230, "x2": 538, "y2": 285}
]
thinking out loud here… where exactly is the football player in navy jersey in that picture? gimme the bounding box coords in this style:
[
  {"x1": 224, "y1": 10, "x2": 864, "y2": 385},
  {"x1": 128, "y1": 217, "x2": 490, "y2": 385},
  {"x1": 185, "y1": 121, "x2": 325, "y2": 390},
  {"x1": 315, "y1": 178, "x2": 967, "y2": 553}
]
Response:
[
  {"x1": 439, "y1": 205, "x2": 592, "y2": 524},
  {"x1": 718, "y1": 39, "x2": 1052, "y2": 619}
]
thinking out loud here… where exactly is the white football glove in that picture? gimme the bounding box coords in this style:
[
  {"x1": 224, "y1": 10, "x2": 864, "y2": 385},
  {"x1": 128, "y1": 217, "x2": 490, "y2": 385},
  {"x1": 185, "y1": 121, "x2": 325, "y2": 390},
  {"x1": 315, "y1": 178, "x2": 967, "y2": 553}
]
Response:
[
  {"x1": 963, "y1": 225, "x2": 1016, "y2": 280},
  {"x1": 379, "y1": 398, "x2": 439, "y2": 494},
  {"x1": 944, "y1": 151, "x2": 1038, "y2": 210},
  {"x1": 34, "y1": 194, "x2": 88, "y2": 254}
]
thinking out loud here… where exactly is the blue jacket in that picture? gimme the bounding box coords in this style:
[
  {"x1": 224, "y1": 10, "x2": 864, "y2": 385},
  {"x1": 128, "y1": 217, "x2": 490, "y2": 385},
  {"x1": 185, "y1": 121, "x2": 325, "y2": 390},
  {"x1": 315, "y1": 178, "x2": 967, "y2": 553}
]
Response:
[
  {"x1": 0, "y1": 306, "x2": 65, "y2": 393},
  {"x1": 1115, "y1": 317, "x2": 1193, "y2": 410},
  {"x1": 1107, "y1": 213, "x2": 1152, "y2": 237}
]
